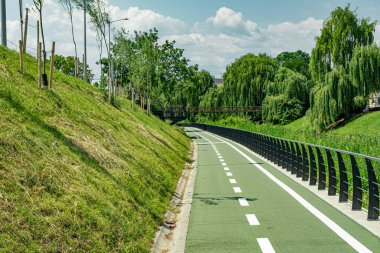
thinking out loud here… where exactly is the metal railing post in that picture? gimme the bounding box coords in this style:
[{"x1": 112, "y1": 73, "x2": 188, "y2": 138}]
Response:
[
  {"x1": 365, "y1": 159, "x2": 379, "y2": 220},
  {"x1": 350, "y1": 155, "x2": 362, "y2": 210},
  {"x1": 337, "y1": 152, "x2": 349, "y2": 202},
  {"x1": 326, "y1": 149, "x2": 337, "y2": 196},
  {"x1": 301, "y1": 144, "x2": 309, "y2": 181},
  {"x1": 308, "y1": 145, "x2": 317, "y2": 185},
  {"x1": 192, "y1": 124, "x2": 379, "y2": 221},
  {"x1": 316, "y1": 147, "x2": 326, "y2": 190},
  {"x1": 295, "y1": 143, "x2": 303, "y2": 177}
]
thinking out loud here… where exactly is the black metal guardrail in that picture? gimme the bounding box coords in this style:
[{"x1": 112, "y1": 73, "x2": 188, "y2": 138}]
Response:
[{"x1": 191, "y1": 123, "x2": 380, "y2": 221}]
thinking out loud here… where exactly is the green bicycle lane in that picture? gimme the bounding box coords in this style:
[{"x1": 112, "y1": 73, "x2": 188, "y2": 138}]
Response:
[{"x1": 184, "y1": 128, "x2": 380, "y2": 253}]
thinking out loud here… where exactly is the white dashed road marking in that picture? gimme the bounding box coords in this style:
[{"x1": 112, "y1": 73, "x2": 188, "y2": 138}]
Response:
[
  {"x1": 257, "y1": 238, "x2": 276, "y2": 253},
  {"x1": 222, "y1": 163, "x2": 227, "y2": 166},
  {"x1": 224, "y1": 167, "x2": 229, "y2": 171},
  {"x1": 200, "y1": 129, "x2": 373, "y2": 253},
  {"x1": 246, "y1": 214, "x2": 260, "y2": 226},
  {"x1": 229, "y1": 179, "x2": 237, "y2": 184},
  {"x1": 238, "y1": 198, "x2": 249, "y2": 206},
  {"x1": 226, "y1": 172, "x2": 233, "y2": 176},
  {"x1": 233, "y1": 187, "x2": 242, "y2": 193}
]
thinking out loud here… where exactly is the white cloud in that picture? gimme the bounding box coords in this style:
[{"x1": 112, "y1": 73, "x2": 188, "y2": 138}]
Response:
[
  {"x1": 121, "y1": 7, "x2": 187, "y2": 35},
  {"x1": 204, "y1": 7, "x2": 259, "y2": 36},
  {"x1": 167, "y1": 12, "x2": 323, "y2": 77},
  {"x1": 6, "y1": 3, "x2": 324, "y2": 79}
]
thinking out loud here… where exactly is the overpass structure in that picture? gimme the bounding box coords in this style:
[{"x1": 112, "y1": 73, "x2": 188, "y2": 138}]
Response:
[{"x1": 153, "y1": 106, "x2": 261, "y2": 123}]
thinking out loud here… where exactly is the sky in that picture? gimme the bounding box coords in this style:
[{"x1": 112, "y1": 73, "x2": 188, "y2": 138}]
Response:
[{"x1": 2, "y1": 0, "x2": 380, "y2": 80}]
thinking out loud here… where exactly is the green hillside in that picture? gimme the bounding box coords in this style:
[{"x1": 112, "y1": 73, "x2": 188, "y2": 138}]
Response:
[{"x1": 0, "y1": 46, "x2": 190, "y2": 252}]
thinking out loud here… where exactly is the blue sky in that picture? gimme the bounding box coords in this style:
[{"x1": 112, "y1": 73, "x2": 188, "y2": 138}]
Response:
[
  {"x1": 106, "y1": 0, "x2": 380, "y2": 26},
  {"x1": 3, "y1": 0, "x2": 380, "y2": 78}
]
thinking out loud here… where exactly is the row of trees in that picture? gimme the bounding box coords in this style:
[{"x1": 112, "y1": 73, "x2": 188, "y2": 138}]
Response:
[
  {"x1": 200, "y1": 5, "x2": 380, "y2": 130},
  {"x1": 26, "y1": 0, "x2": 214, "y2": 110},
  {"x1": 95, "y1": 28, "x2": 215, "y2": 111},
  {"x1": 200, "y1": 51, "x2": 311, "y2": 124}
]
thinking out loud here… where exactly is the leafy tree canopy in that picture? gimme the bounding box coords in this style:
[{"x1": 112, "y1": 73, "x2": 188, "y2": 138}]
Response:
[
  {"x1": 310, "y1": 4, "x2": 376, "y2": 83},
  {"x1": 55, "y1": 55, "x2": 94, "y2": 82},
  {"x1": 276, "y1": 50, "x2": 310, "y2": 78},
  {"x1": 222, "y1": 53, "x2": 278, "y2": 107}
]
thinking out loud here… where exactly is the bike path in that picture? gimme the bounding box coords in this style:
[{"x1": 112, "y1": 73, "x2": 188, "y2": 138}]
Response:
[{"x1": 184, "y1": 128, "x2": 380, "y2": 253}]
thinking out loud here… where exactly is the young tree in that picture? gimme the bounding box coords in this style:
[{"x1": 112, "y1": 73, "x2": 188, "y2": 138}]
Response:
[
  {"x1": 86, "y1": 0, "x2": 112, "y2": 100},
  {"x1": 54, "y1": 54, "x2": 95, "y2": 82},
  {"x1": 33, "y1": 0, "x2": 48, "y2": 86},
  {"x1": 59, "y1": 0, "x2": 79, "y2": 77}
]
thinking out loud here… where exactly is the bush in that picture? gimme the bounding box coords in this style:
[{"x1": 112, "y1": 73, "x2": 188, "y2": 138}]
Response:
[{"x1": 262, "y1": 95, "x2": 304, "y2": 124}]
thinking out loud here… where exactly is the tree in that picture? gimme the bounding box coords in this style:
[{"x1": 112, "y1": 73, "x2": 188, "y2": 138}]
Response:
[
  {"x1": 33, "y1": 0, "x2": 48, "y2": 85},
  {"x1": 54, "y1": 55, "x2": 94, "y2": 82},
  {"x1": 350, "y1": 44, "x2": 380, "y2": 102},
  {"x1": 59, "y1": 0, "x2": 79, "y2": 77},
  {"x1": 86, "y1": 0, "x2": 112, "y2": 101},
  {"x1": 222, "y1": 54, "x2": 277, "y2": 108},
  {"x1": 262, "y1": 67, "x2": 308, "y2": 124},
  {"x1": 310, "y1": 5, "x2": 375, "y2": 83},
  {"x1": 309, "y1": 5, "x2": 376, "y2": 129},
  {"x1": 276, "y1": 50, "x2": 310, "y2": 78}
]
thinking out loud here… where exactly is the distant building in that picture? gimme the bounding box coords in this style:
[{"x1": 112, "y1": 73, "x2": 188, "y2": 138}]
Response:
[
  {"x1": 215, "y1": 78, "x2": 223, "y2": 87},
  {"x1": 368, "y1": 91, "x2": 380, "y2": 109}
]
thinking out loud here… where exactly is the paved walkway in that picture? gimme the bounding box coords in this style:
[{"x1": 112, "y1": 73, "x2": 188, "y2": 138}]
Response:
[{"x1": 184, "y1": 127, "x2": 380, "y2": 253}]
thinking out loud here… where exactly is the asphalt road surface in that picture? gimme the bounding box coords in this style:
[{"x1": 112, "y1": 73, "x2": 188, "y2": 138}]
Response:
[{"x1": 184, "y1": 127, "x2": 380, "y2": 253}]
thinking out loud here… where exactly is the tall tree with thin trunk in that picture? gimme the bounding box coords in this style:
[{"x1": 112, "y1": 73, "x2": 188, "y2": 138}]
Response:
[
  {"x1": 59, "y1": 0, "x2": 78, "y2": 77},
  {"x1": 86, "y1": 0, "x2": 111, "y2": 101},
  {"x1": 19, "y1": 0, "x2": 23, "y2": 43},
  {"x1": 33, "y1": 0, "x2": 47, "y2": 85}
]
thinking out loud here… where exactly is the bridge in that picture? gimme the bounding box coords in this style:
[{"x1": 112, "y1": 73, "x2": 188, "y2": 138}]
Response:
[{"x1": 152, "y1": 106, "x2": 262, "y2": 123}]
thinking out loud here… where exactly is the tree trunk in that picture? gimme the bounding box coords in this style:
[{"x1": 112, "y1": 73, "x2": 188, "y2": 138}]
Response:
[{"x1": 68, "y1": 4, "x2": 78, "y2": 78}]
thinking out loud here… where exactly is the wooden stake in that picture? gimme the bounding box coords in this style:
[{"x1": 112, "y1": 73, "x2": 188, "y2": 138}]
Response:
[
  {"x1": 74, "y1": 57, "x2": 78, "y2": 78},
  {"x1": 38, "y1": 43, "x2": 42, "y2": 88},
  {"x1": 82, "y1": 54, "x2": 85, "y2": 80},
  {"x1": 131, "y1": 87, "x2": 134, "y2": 110},
  {"x1": 19, "y1": 40, "x2": 24, "y2": 73},
  {"x1": 77, "y1": 57, "x2": 80, "y2": 78},
  {"x1": 37, "y1": 21, "x2": 41, "y2": 87},
  {"x1": 49, "y1": 41, "x2": 56, "y2": 89},
  {"x1": 23, "y1": 8, "x2": 29, "y2": 53}
]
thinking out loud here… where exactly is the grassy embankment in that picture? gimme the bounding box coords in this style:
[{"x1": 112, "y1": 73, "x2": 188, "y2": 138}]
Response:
[
  {"x1": 198, "y1": 113, "x2": 380, "y2": 158},
  {"x1": 0, "y1": 46, "x2": 190, "y2": 252}
]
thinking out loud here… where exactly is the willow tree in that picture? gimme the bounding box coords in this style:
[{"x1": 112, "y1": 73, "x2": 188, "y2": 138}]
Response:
[
  {"x1": 350, "y1": 44, "x2": 380, "y2": 104},
  {"x1": 198, "y1": 87, "x2": 223, "y2": 121},
  {"x1": 262, "y1": 67, "x2": 308, "y2": 124},
  {"x1": 222, "y1": 54, "x2": 277, "y2": 108},
  {"x1": 309, "y1": 5, "x2": 376, "y2": 129}
]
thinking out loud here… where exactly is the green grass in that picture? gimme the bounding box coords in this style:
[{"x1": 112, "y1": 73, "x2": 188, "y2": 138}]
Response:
[
  {"x1": 198, "y1": 114, "x2": 380, "y2": 158},
  {"x1": 0, "y1": 46, "x2": 190, "y2": 252}
]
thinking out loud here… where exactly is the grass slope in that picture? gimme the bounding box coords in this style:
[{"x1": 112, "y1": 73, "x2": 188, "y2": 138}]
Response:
[
  {"x1": 0, "y1": 46, "x2": 190, "y2": 252},
  {"x1": 199, "y1": 114, "x2": 380, "y2": 158}
]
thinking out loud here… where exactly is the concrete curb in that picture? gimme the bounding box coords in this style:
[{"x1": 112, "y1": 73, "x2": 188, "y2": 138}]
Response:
[{"x1": 151, "y1": 141, "x2": 198, "y2": 253}]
